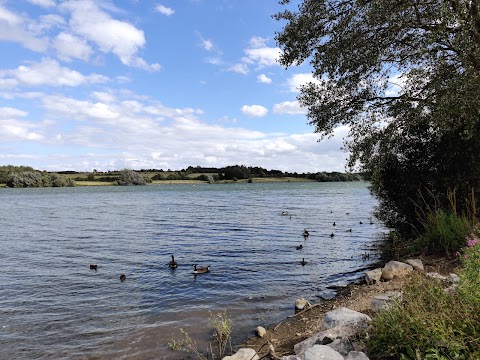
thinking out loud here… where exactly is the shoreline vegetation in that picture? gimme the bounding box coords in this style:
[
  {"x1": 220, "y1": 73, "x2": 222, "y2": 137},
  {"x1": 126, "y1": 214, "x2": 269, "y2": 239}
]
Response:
[{"x1": 0, "y1": 165, "x2": 363, "y2": 188}]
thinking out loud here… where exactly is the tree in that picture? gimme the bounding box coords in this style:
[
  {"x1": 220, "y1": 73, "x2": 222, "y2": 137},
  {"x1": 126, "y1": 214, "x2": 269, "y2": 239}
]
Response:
[
  {"x1": 275, "y1": 0, "x2": 480, "y2": 235},
  {"x1": 115, "y1": 169, "x2": 146, "y2": 186}
]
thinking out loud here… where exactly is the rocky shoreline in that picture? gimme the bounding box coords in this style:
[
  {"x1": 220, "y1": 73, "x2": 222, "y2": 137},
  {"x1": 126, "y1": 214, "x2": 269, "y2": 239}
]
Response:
[{"x1": 227, "y1": 255, "x2": 459, "y2": 360}]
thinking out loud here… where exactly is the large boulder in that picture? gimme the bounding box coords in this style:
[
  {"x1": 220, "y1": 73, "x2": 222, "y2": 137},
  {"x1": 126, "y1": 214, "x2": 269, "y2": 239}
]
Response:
[
  {"x1": 222, "y1": 348, "x2": 259, "y2": 360},
  {"x1": 381, "y1": 261, "x2": 414, "y2": 280},
  {"x1": 365, "y1": 268, "x2": 382, "y2": 284},
  {"x1": 304, "y1": 345, "x2": 344, "y2": 360},
  {"x1": 323, "y1": 307, "x2": 371, "y2": 330},
  {"x1": 405, "y1": 259, "x2": 424, "y2": 271},
  {"x1": 346, "y1": 351, "x2": 370, "y2": 360},
  {"x1": 294, "y1": 326, "x2": 358, "y2": 356}
]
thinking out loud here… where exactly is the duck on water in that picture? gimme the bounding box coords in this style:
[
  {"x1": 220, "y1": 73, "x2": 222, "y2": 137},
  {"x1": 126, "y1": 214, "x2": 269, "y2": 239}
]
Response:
[{"x1": 192, "y1": 264, "x2": 210, "y2": 274}]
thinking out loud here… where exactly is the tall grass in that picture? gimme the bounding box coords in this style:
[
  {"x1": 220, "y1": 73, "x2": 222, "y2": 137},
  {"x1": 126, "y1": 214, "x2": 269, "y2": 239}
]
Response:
[
  {"x1": 415, "y1": 188, "x2": 477, "y2": 254},
  {"x1": 168, "y1": 311, "x2": 232, "y2": 359},
  {"x1": 367, "y1": 226, "x2": 480, "y2": 360}
]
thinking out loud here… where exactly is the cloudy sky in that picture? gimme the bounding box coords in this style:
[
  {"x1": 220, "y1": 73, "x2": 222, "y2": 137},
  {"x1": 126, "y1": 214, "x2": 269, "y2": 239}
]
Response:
[{"x1": 0, "y1": 0, "x2": 351, "y2": 173}]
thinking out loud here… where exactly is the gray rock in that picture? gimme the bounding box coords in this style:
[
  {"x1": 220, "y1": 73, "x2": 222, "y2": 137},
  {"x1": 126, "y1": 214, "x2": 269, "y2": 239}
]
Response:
[
  {"x1": 256, "y1": 326, "x2": 266, "y2": 338},
  {"x1": 323, "y1": 307, "x2": 371, "y2": 330},
  {"x1": 346, "y1": 351, "x2": 370, "y2": 360},
  {"x1": 426, "y1": 272, "x2": 448, "y2": 281},
  {"x1": 381, "y1": 261, "x2": 414, "y2": 280},
  {"x1": 449, "y1": 273, "x2": 461, "y2": 284},
  {"x1": 405, "y1": 259, "x2": 424, "y2": 271},
  {"x1": 327, "y1": 337, "x2": 353, "y2": 356},
  {"x1": 295, "y1": 298, "x2": 310, "y2": 311},
  {"x1": 304, "y1": 345, "x2": 344, "y2": 360},
  {"x1": 294, "y1": 326, "x2": 358, "y2": 357},
  {"x1": 365, "y1": 268, "x2": 382, "y2": 284},
  {"x1": 222, "y1": 348, "x2": 259, "y2": 360},
  {"x1": 370, "y1": 292, "x2": 402, "y2": 312},
  {"x1": 280, "y1": 356, "x2": 302, "y2": 360}
]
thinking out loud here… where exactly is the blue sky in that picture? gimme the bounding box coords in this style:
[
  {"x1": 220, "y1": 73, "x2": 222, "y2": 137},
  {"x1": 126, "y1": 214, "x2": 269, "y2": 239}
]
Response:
[{"x1": 0, "y1": 0, "x2": 350, "y2": 172}]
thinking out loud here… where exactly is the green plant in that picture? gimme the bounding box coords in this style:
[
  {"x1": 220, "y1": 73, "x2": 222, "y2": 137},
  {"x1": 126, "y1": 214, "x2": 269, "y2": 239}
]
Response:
[
  {"x1": 168, "y1": 311, "x2": 233, "y2": 360},
  {"x1": 367, "y1": 273, "x2": 480, "y2": 359}
]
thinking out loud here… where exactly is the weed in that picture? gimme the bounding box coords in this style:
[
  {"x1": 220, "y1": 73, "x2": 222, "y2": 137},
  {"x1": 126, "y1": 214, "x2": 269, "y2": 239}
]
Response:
[{"x1": 168, "y1": 311, "x2": 233, "y2": 359}]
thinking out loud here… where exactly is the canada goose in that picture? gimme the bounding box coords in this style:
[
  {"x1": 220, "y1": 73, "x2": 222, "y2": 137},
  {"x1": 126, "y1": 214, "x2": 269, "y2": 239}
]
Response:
[
  {"x1": 89, "y1": 264, "x2": 97, "y2": 270},
  {"x1": 303, "y1": 229, "x2": 310, "y2": 238},
  {"x1": 119, "y1": 273, "x2": 126, "y2": 282},
  {"x1": 296, "y1": 244, "x2": 303, "y2": 250},
  {"x1": 330, "y1": 233, "x2": 335, "y2": 238},
  {"x1": 168, "y1": 255, "x2": 178, "y2": 269},
  {"x1": 300, "y1": 258, "x2": 307, "y2": 266},
  {"x1": 192, "y1": 264, "x2": 210, "y2": 274},
  {"x1": 369, "y1": 217, "x2": 374, "y2": 225},
  {"x1": 348, "y1": 229, "x2": 352, "y2": 232},
  {"x1": 333, "y1": 222, "x2": 336, "y2": 226},
  {"x1": 281, "y1": 211, "x2": 289, "y2": 216}
]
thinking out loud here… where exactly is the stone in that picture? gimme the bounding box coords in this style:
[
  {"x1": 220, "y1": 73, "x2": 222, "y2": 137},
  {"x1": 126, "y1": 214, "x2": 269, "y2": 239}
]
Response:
[
  {"x1": 256, "y1": 326, "x2": 266, "y2": 338},
  {"x1": 449, "y1": 273, "x2": 461, "y2": 284},
  {"x1": 426, "y1": 272, "x2": 448, "y2": 281},
  {"x1": 327, "y1": 337, "x2": 354, "y2": 356},
  {"x1": 304, "y1": 345, "x2": 344, "y2": 360},
  {"x1": 365, "y1": 268, "x2": 382, "y2": 284},
  {"x1": 280, "y1": 356, "x2": 302, "y2": 360},
  {"x1": 295, "y1": 298, "x2": 310, "y2": 311},
  {"x1": 294, "y1": 326, "x2": 358, "y2": 357},
  {"x1": 370, "y1": 292, "x2": 403, "y2": 312},
  {"x1": 381, "y1": 261, "x2": 414, "y2": 280},
  {"x1": 323, "y1": 307, "x2": 371, "y2": 330},
  {"x1": 222, "y1": 348, "x2": 259, "y2": 360},
  {"x1": 346, "y1": 351, "x2": 370, "y2": 360},
  {"x1": 405, "y1": 258, "x2": 424, "y2": 271}
]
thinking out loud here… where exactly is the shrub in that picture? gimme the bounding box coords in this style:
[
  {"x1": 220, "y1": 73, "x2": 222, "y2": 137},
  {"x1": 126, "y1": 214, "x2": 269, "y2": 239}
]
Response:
[
  {"x1": 368, "y1": 225, "x2": 480, "y2": 360},
  {"x1": 416, "y1": 210, "x2": 473, "y2": 255},
  {"x1": 367, "y1": 274, "x2": 480, "y2": 359}
]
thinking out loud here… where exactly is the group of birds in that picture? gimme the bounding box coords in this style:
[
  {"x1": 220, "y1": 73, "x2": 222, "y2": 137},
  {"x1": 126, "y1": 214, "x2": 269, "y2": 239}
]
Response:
[
  {"x1": 168, "y1": 255, "x2": 211, "y2": 274},
  {"x1": 88, "y1": 255, "x2": 210, "y2": 282},
  {"x1": 289, "y1": 212, "x2": 375, "y2": 266}
]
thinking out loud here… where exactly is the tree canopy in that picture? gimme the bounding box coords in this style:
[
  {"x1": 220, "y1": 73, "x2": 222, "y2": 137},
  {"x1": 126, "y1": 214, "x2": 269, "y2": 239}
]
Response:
[{"x1": 275, "y1": 0, "x2": 480, "y2": 234}]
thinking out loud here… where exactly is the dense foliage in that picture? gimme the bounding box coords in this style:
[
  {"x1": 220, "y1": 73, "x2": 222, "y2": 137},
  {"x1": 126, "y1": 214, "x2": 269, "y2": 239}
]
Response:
[
  {"x1": 2, "y1": 166, "x2": 75, "y2": 188},
  {"x1": 114, "y1": 169, "x2": 147, "y2": 186},
  {"x1": 275, "y1": 0, "x2": 480, "y2": 237},
  {"x1": 368, "y1": 230, "x2": 480, "y2": 359}
]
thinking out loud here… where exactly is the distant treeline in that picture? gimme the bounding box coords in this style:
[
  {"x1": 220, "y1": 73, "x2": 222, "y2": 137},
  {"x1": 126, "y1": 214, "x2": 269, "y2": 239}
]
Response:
[
  {"x1": 0, "y1": 166, "x2": 75, "y2": 188},
  {"x1": 67, "y1": 165, "x2": 362, "y2": 182},
  {"x1": 1, "y1": 165, "x2": 363, "y2": 187}
]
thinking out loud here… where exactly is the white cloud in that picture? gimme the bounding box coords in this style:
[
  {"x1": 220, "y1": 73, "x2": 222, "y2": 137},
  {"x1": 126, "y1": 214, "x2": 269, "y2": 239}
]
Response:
[
  {"x1": 27, "y1": 0, "x2": 56, "y2": 8},
  {"x1": 0, "y1": 59, "x2": 109, "y2": 88},
  {"x1": 241, "y1": 105, "x2": 268, "y2": 117},
  {"x1": 0, "y1": 5, "x2": 49, "y2": 52},
  {"x1": 155, "y1": 4, "x2": 175, "y2": 16},
  {"x1": 53, "y1": 32, "x2": 93, "y2": 61},
  {"x1": 287, "y1": 73, "x2": 322, "y2": 93},
  {"x1": 0, "y1": 107, "x2": 28, "y2": 118},
  {"x1": 273, "y1": 101, "x2": 307, "y2": 115},
  {"x1": 61, "y1": 0, "x2": 160, "y2": 71},
  {"x1": 257, "y1": 74, "x2": 272, "y2": 84},
  {"x1": 243, "y1": 36, "x2": 281, "y2": 68},
  {"x1": 228, "y1": 63, "x2": 249, "y2": 74}
]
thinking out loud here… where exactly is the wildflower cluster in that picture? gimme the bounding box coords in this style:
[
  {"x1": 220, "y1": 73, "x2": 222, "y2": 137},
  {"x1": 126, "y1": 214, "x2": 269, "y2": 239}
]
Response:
[{"x1": 457, "y1": 223, "x2": 480, "y2": 308}]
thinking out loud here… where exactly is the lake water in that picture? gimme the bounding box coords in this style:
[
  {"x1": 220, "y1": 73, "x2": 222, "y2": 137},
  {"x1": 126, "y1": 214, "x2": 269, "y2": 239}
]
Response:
[{"x1": 0, "y1": 182, "x2": 385, "y2": 359}]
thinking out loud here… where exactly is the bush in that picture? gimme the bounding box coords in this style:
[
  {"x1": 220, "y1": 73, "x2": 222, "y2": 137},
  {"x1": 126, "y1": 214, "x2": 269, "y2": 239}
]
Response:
[
  {"x1": 416, "y1": 210, "x2": 473, "y2": 255},
  {"x1": 368, "y1": 226, "x2": 480, "y2": 360},
  {"x1": 115, "y1": 169, "x2": 146, "y2": 186},
  {"x1": 367, "y1": 274, "x2": 480, "y2": 360}
]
